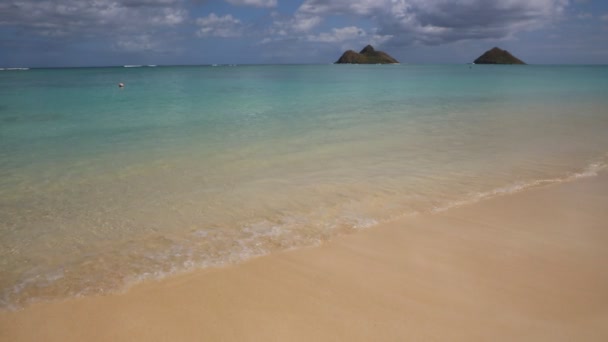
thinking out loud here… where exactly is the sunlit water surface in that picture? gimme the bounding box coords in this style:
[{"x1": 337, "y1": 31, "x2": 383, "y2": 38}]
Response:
[{"x1": 1, "y1": 64, "x2": 607, "y2": 308}]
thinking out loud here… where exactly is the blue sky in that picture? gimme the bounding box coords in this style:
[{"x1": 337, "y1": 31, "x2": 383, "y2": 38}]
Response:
[{"x1": 1, "y1": 0, "x2": 607, "y2": 67}]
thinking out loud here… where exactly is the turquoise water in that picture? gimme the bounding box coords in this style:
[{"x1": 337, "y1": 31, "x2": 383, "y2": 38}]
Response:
[{"x1": 1, "y1": 64, "x2": 608, "y2": 309}]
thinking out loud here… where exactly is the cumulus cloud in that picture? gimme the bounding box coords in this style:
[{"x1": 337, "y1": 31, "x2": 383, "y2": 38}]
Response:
[
  {"x1": 0, "y1": 0, "x2": 186, "y2": 32},
  {"x1": 0, "y1": 0, "x2": 579, "y2": 65},
  {"x1": 270, "y1": 12, "x2": 322, "y2": 36},
  {"x1": 0, "y1": 0, "x2": 570, "y2": 47},
  {"x1": 196, "y1": 13, "x2": 243, "y2": 38},
  {"x1": 307, "y1": 26, "x2": 364, "y2": 43},
  {"x1": 306, "y1": 26, "x2": 392, "y2": 46},
  {"x1": 296, "y1": 0, "x2": 569, "y2": 45},
  {"x1": 225, "y1": 0, "x2": 277, "y2": 8},
  {"x1": 290, "y1": 14, "x2": 322, "y2": 32},
  {"x1": 0, "y1": 0, "x2": 186, "y2": 50}
]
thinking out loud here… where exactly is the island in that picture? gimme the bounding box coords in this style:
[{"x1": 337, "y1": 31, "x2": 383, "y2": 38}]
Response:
[
  {"x1": 473, "y1": 47, "x2": 525, "y2": 64},
  {"x1": 335, "y1": 45, "x2": 399, "y2": 64}
]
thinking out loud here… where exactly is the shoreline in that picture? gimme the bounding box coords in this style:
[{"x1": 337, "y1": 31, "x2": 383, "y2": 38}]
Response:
[
  {"x1": 2, "y1": 172, "x2": 608, "y2": 341},
  {"x1": 3, "y1": 158, "x2": 605, "y2": 311}
]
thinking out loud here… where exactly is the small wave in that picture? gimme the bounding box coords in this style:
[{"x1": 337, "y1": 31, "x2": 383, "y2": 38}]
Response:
[
  {"x1": 3, "y1": 155, "x2": 606, "y2": 311},
  {"x1": 432, "y1": 157, "x2": 607, "y2": 213},
  {"x1": 0, "y1": 211, "x2": 380, "y2": 311},
  {"x1": 123, "y1": 65, "x2": 142, "y2": 68},
  {"x1": 0, "y1": 67, "x2": 29, "y2": 71}
]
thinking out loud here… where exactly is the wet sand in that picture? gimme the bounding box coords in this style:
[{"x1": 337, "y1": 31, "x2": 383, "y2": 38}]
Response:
[{"x1": 2, "y1": 172, "x2": 608, "y2": 341}]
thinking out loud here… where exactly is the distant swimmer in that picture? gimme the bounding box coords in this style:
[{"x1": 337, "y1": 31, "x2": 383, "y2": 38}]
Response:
[{"x1": 118, "y1": 83, "x2": 125, "y2": 88}]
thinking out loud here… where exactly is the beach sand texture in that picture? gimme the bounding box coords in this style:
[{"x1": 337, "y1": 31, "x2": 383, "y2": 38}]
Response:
[{"x1": 1, "y1": 172, "x2": 607, "y2": 341}]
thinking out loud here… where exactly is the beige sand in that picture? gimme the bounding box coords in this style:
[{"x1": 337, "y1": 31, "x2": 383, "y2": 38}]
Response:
[{"x1": 2, "y1": 173, "x2": 608, "y2": 341}]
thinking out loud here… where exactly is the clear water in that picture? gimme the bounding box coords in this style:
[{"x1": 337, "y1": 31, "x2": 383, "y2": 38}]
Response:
[{"x1": 1, "y1": 64, "x2": 608, "y2": 309}]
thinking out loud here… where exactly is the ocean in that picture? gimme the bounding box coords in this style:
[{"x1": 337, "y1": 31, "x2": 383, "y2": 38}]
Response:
[{"x1": 1, "y1": 64, "x2": 607, "y2": 309}]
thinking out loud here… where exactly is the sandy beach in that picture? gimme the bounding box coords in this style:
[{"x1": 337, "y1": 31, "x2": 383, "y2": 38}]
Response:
[{"x1": 2, "y1": 172, "x2": 608, "y2": 341}]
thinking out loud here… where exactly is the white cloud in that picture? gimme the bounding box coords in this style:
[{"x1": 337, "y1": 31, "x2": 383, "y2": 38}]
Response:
[
  {"x1": 306, "y1": 26, "x2": 389, "y2": 44},
  {"x1": 307, "y1": 26, "x2": 364, "y2": 43},
  {"x1": 291, "y1": 14, "x2": 322, "y2": 32},
  {"x1": 267, "y1": 12, "x2": 322, "y2": 39},
  {"x1": 153, "y1": 8, "x2": 187, "y2": 25},
  {"x1": 601, "y1": 14, "x2": 608, "y2": 22},
  {"x1": 225, "y1": 0, "x2": 277, "y2": 8},
  {"x1": 0, "y1": 0, "x2": 187, "y2": 43},
  {"x1": 196, "y1": 13, "x2": 243, "y2": 38},
  {"x1": 116, "y1": 35, "x2": 157, "y2": 51},
  {"x1": 305, "y1": 26, "x2": 393, "y2": 51},
  {"x1": 0, "y1": 0, "x2": 578, "y2": 63},
  {"x1": 298, "y1": 0, "x2": 381, "y2": 16},
  {"x1": 576, "y1": 12, "x2": 592, "y2": 20},
  {"x1": 296, "y1": 0, "x2": 570, "y2": 45},
  {"x1": 0, "y1": 0, "x2": 186, "y2": 28}
]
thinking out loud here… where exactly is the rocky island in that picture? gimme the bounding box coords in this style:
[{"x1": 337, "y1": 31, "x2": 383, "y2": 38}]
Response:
[
  {"x1": 335, "y1": 45, "x2": 399, "y2": 64},
  {"x1": 474, "y1": 47, "x2": 525, "y2": 64}
]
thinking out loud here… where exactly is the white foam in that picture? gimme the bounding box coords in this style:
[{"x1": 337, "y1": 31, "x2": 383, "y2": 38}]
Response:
[
  {"x1": 432, "y1": 157, "x2": 607, "y2": 213},
  {"x1": 4, "y1": 156, "x2": 606, "y2": 312},
  {"x1": 349, "y1": 216, "x2": 379, "y2": 229}
]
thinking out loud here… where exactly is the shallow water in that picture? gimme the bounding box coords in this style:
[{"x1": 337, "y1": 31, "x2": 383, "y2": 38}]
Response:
[{"x1": 1, "y1": 64, "x2": 608, "y2": 309}]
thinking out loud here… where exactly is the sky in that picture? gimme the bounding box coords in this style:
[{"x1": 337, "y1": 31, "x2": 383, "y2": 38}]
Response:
[{"x1": 1, "y1": 0, "x2": 607, "y2": 67}]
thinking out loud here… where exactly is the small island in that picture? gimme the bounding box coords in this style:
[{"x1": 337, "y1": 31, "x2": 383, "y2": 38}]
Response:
[
  {"x1": 335, "y1": 45, "x2": 399, "y2": 64},
  {"x1": 474, "y1": 47, "x2": 525, "y2": 64}
]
